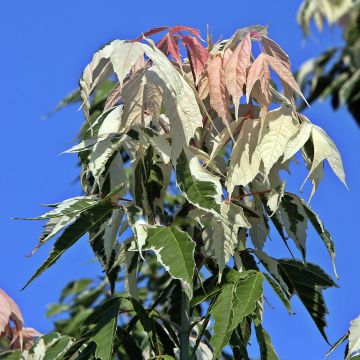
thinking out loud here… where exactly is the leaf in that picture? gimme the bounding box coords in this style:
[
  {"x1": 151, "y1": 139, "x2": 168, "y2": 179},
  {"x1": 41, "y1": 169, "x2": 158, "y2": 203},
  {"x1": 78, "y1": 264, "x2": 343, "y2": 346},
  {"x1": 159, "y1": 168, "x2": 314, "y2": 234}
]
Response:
[
  {"x1": 210, "y1": 202, "x2": 251, "y2": 279},
  {"x1": 207, "y1": 54, "x2": 231, "y2": 124},
  {"x1": 29, "y1": 332, "x2": 74, "y2": 360},
  {"x1": 169, "y1": 25, "x2": 201, "y2": 37},
  {"x1": 263, "y1": 273, "x2": 292, "y2": 314},
  {"x1": 253, "y1": 250, "x2": 289, "y2": 295},
  {"x1": 0, "y1": 289, "x2": 23, "y2": 334},
  {"x1": 278, "y1": 259, "x2": 337, "y2": 342},
  {"x1": 259, "y1": 107, "x2": 299, "y2": 176},
  {"x1": 65, "y1": 297, "x2": 122, "y2": 360},
  {"x1": 120, "y1": 69, "x2": 147, "y2": 131},
  {"x1": 80, "y1": 40, "x2": 125, "y2": 120},
  {"x1": 282, "y1": 121, "x2": 312, "y2": 162},
  {"x1": 176, "y1": 148, "x2": 222, "y2": 214},
  {"x1": 267, "y1": 181, "x2": 286, "y2": 216},
  {"x1": 278, "y1": 193, "x2": 308, "y2": 260},
  {"x1": 226, "y1": 118, "x2": 262, "y2": 195},
  {"x1": 304, "y1": 125, "x2": 347, "y2": 189},
  {"x1": 348, "y1": 315, "x2": 360, "y2": 359},
  {"x1": 157, "y1": 33, "x2": 181, "y2": 63},
  {"x1": 246, "y1": 53, "x2": 271, "y2": 105},
  {"x1": 45, "y1": 88, "x2": 81, "y2": 118},
  {"x1": 339, "y1": 69, "x2": 360, "y2": 105},
  {"x1": 142, "y1": 42, "x2": 202, "y2": 161},
  {"x1": 104, "y1": 84, "x2": 121, "y2": 112},
  {"x1": 263, "y1": 53, "x2": 307, "y2": 103},
  {"x1": 138, "y1": 225, "x2": 195, "y2": 298},
  {"x1": 89, "y1": 136, "x2": 127, "y2": 186},
  {"x1": 261, "y1": 35, "x2": 290, "y2": 68},
  {"x1": 182, "y1": 35, "x2": 208, "y2": 84},
  {"x1": 255, "y1": 324, "x2": 279, "y2": 360},
  {"x1": 23, "y1": 202, "x2": 116, "y2": 289},
  {"x1": 110, "y1": 42, "x2": 145, "y2": 89},
  {"x1": 284, "y1": 192, "x2": 338, "y2": 278},
  {"x1": 210, "y1": 271, "x2": 263, "y2": 357},
  {"x1": 144, "y1": 131, "x2": 171, "y2": 164},
  {"x1": 224, "y1": 33, "x2": 252, "y2": 118}
]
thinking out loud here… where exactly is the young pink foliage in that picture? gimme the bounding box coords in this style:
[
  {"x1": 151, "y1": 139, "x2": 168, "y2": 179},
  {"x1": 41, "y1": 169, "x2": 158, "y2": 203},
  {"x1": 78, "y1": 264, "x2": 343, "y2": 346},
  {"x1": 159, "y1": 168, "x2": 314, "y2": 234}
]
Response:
[
  {"x1": 169, "y1": 25, "x2": 201, "y2": 38},
  {"x1": 0, "y1": 288, "x2": 41, "y2": 351},
  {"x1": 0, "y1": 289, "x2": 23, "y2": 334},
  {"x1": 224, "y1": 33, "x2": 252, "y2": 118},
  {"x1": 261, "y1": 35, "x2": 291, "y2": 68},
  {"x1": 10, "y1": 327, "x2": 42, "y2": 350},
  {"x1": 134, "y1": 26, "x2": 169, "y2": 41},
  {"x1": 157, "y1": 33, "x2": 181, "y2": 63},
  {"x1": 207, "y1": 54, "x2": 230, "y2": 124},
  {"x1": 263, "y1": 53, "x2": 307, "y2": 103},
  {"x1": 182, "y1": 35, "x2": 208, "y2": 83},
  {"x1": 246, "y1": 53, "x2": 271, "y2": 105}
]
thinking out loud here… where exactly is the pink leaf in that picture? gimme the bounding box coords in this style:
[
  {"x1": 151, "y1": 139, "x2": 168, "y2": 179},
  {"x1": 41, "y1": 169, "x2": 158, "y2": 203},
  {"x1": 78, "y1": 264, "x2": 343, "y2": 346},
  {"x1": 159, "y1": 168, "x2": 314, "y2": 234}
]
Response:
[
  {"x1": 182, "y1": 35, "x2": 208, "y2": 83},
  {"x1": 157, "y1": 33, "x2": 181, "y2": 63},
  {"x1": 224, "y1": 33, "x2": 252, "y2": 118},
  {"x1": 104, "y1": 84, "x2": 121, "y2": 112},
  {"x1": 261, "y1": 35, "x2": 291, "y2": 68},
  {"x1": 246, "y1": 53, "x2": 271, "y2": 106},
  {"x1": 207, "y1": 54, "x2": 230, "y2": 124},
  {"x1": 134, "y1": 26, "x2": 169, "y2": 41},
  {"x1": 0, "y1": 289, "x2": 24, "y2": 334},
  {"x1": 11, "y1": 327, "x2": 42, "y2": 350},
  {"x1": 169, "y1": 25, "x2": 201, "y2": 38},
  {"x1": 263, "y1": 53, "x2": 308, "y2": 104}
]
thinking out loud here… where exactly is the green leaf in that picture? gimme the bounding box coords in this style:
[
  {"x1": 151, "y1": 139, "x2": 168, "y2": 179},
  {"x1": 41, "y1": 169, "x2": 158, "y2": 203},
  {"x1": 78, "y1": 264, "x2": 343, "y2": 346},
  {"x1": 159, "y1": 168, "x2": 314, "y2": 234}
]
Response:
[
  {"x1": 210, "y1": 271, "x2": 263, "y2": 357},
  {"x1": 23, "y1": 202, "x2": 115, "y2": 289},
  {"x1": 30, "y1": 332, "x2": 74, "y2": 360},
  {"x1": 278, "y1": 259, "x2": 337, "y2": 342},
  {"x1": 65, "y1": 297, "x2": 122, "y2": 360},
  {"x1": 299, "y1": 196, "x2": 338, "y2": 278},
  {"x1": 176, "y1": 148, "x2": 222, "y2": 214},
  {"x1": 255, "y1": 324, "x2": 279, "y2": 360},
  {"x1": 263, "y1": 273, "x2": 292, "y2": 314},
  {"x1": 138, "y1": 225, "x2": 196, "y2": 298}
]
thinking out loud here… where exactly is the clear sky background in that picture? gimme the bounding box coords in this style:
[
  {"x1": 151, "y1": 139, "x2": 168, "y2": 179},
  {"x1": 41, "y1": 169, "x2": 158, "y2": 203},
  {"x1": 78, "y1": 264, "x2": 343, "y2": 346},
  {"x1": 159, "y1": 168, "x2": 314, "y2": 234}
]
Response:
[{"x1": 1, "y1": 1, "x2": 359, "y2": 359}]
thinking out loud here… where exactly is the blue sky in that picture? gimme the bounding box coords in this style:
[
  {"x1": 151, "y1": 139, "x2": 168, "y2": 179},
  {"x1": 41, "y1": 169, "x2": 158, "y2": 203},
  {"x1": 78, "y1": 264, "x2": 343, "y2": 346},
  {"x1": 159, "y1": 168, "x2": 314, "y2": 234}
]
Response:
[{"x1": 1, "y1": 1, "x2": 359, "y2": 359}]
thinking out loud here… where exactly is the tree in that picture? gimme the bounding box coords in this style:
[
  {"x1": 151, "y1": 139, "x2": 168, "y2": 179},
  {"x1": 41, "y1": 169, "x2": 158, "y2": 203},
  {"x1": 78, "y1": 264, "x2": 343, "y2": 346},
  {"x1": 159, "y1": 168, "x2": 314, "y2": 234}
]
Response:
[
  {"x1": 297, "y1": 0, "x2": 360, "y2": 126},
  {"x1": 0, "y1": 25, "x2": 350, "y2": 359}
]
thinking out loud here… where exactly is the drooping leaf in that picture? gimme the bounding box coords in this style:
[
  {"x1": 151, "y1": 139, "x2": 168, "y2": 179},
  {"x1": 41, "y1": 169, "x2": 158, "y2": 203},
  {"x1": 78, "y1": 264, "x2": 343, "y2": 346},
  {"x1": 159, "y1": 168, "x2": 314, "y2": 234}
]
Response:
[
  {"x1": 278, "y1": 259, "x2": 337, "y2": 342},
  {"x1": 263, "y1": 53, "x2": 307, "y2": 103},
  {"x1": 303, "y1": 124, "x2": 347, "y2": 189}
]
